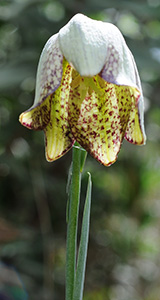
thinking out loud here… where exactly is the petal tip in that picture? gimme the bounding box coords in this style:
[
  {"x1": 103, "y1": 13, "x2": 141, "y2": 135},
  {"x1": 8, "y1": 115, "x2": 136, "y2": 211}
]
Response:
[{"x1": 19, "y1": 112, "x2": 32, "y2": 130}]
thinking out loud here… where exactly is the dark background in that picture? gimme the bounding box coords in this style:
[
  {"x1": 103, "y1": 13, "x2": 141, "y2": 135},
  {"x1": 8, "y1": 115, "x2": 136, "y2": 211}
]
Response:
[{"x1": 0, "y1": 0, "x2": 160, "y2": 299}]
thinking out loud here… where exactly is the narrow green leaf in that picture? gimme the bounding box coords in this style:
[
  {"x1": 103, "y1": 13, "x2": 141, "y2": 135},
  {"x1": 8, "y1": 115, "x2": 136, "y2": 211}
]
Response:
[
  {"x1": 73, "y1": 143, "x2": 87, "y2": 173},
  {"x1": 73, "y1": 172, "x2": 92, "y2": 300},
  {"x1": 80, "y1": 150, "x2": 87, "y2": 173},
  {"x1": 66, "y1": 162, "x2": 73, "y2": 224},
  {"x1": 66, "y1": 145, "x2": 81, "y2": 300},
  {"x1": 66, "y1": 162, "x2": 73, "y2": 196}
]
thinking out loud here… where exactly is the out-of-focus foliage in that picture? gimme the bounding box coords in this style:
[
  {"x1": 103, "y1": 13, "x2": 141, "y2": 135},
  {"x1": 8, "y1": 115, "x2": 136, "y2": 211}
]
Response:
[{"x1": 0, "y1": 0, "x2": 160, "y2": 299}]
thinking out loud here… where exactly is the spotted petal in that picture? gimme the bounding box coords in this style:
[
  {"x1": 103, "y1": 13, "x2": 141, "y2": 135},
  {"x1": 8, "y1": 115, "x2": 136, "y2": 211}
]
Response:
[
  {"x1": 68, "y1": 70, "x2": 143, "y2": 166},
  {"x1": 44, "y1": 60, "x2": 75, "y2": 161},
  {"x1": 20, "y1": 59, "x2": 75, "y2": 161},
  {"x1": 100, "y1": 33, "x2": 146, "y2": 144},
  {"x1": 59, "y1": 13, "x2": 146, "y2": 146},
  {"x1": 19, "y1": 13, "x2": 146, "y2": 165},
  {"x1": 34, "y1": 33, "x2": 63, "y2": 105}
]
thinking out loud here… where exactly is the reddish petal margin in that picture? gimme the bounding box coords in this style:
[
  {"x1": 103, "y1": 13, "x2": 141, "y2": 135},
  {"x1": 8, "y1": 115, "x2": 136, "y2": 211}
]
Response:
[
  {"x1": 19, "y1": 95, "x2": 52, "y2": 130},
  {"x1": 100, "y1": 41, "x2": 146, "y2": 145},
  {"x1": 68, "y1": 73, "x2": 137, "y2": 166},
  {"x1": 20, "y1": 59, "x2": 75, "y2": 162}
]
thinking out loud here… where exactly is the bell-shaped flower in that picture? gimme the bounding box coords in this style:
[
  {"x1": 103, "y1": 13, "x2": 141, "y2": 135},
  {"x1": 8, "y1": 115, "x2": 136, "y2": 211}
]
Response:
[{"x1": 19, "y1": 13, "x2": 146, "y2": 166}]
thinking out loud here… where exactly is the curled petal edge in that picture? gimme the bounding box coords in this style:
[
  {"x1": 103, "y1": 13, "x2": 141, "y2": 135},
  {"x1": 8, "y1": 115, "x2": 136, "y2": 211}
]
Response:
[{"x1": 19, "y1": 59, "x2": 75, "y2": 162}]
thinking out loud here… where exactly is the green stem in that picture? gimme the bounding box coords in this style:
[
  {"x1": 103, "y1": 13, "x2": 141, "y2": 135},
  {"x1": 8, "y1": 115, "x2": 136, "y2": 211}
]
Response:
[{"x1": 66, "y1": 144, "x2": 81, "y2": 300}]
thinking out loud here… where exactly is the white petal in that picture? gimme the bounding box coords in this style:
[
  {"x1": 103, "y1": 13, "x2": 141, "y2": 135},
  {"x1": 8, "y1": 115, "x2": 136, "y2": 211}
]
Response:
[
  {"x1": 58, "y1": 14, "x2": 109, "y2": 77},
  {"x1": 34, "y1": 33, "x2": 63, "y2": 105},
  {"x1": 100, "y1": 32, "x2": 138, "y2": 88}
]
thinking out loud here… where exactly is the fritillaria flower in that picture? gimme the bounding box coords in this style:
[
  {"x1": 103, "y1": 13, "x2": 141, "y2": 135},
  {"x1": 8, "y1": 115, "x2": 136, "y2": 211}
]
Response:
[{"x1": 19, "y1": 13, "x2": 146, "y2": 166}]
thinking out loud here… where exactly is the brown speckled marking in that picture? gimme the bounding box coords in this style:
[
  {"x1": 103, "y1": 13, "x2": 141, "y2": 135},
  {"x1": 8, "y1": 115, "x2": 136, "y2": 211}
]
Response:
[
  {"x1": 125, "y1": 88, "x2": 144, "y2": 144},
  {"x1": 20, "y1": 59, "x2": 75, "y2": 161},
  {"x1": 68, "y1": 70, "x2": 143, "y2": 166},
  {"x1": 19, "y1": 96, "x2": 52, "y2": 130},
  {"x1": 35, "y1": 35, "x2": 63, "y2": 105},
  {"x1": 44, "y1": 59, "x2": 75, "y2": 161},
  {"x1": 20, "y1": 55, "x2": 144, "y2": 165}
]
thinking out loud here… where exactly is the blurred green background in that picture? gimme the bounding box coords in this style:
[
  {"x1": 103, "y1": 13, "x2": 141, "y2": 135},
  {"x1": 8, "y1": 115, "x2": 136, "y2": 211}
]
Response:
[{"x1": 0, "y1": 0, "x2": 160, "y2": 299}]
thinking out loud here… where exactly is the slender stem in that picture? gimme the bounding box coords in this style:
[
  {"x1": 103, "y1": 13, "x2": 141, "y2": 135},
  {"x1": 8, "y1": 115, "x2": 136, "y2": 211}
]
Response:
[{"x1": 66, "y1": 144, "x2": 81, "y2": 300}]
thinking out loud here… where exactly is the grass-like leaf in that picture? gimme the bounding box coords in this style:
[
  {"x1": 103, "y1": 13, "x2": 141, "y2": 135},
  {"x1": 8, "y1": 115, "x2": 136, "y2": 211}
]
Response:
[{"x1": 73, "y1": 172, "x2": 92, "y2": 300}]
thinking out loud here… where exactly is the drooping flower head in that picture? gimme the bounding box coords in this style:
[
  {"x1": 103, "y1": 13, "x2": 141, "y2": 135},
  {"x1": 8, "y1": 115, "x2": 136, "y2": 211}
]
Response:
[{"x1": 19, "y1": 13, "x2": 146, "y2": 166}]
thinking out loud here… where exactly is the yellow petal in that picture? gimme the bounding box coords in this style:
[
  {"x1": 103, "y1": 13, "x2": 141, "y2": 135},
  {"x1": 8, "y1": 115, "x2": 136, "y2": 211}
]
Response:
[
  {"x1": 20, "y1": 59, "x2": 75, "y2": 161},
  {"x1": 19, "y1": 96, "x2": 52, "y2": 130},
  {"x1": 125, "y1": 88, "x2": 145, "y2": 145},
  {"x1": 44, "y1": 59, "x2": 75, "y2": 161},
  {"x1": 68, "y1": 72, "x2": 143, "y2": 166}
]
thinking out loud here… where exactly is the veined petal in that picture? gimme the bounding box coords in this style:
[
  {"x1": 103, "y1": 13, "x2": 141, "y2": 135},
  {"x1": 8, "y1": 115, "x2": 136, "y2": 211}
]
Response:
[
  {"x1": 44, "y1": 59, "x2": 75, "y2": 161},
  {"x1": 34, "y1": 33, "x2": 63, "y2": 105},
  {"x1": 100, "y1": 35, "x2": 146, "y2": 144},
  {"x1": 69, "y1": 71, "x2": 142, "y2": 166},
  {"x1": 128, "y1": 52, "x2": 146, "y2": 143},
  {"x1": 20, "y1": 59, "x2": 75, "y2": 161},
  {"x1": 19, "y1": 95, "x2": 51, "y2": 130},
  {"x1": 124, "y1": 89, "x2": 145, "y2": 144},
  {"x1": 100, "y1": 27, "x2": 139, "y2": 87},
  {"x1": 19, "y1": 34, "x2": 64, "y2": 130},
  {"x1": 19, "y1": 13, "x2": 146, "y2": 165}
]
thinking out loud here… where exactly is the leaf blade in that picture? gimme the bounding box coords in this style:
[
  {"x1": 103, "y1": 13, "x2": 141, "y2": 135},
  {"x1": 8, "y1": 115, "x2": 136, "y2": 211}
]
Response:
[{"x1": 73, "y1": 172, "x2": 92, "y2": 300}]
